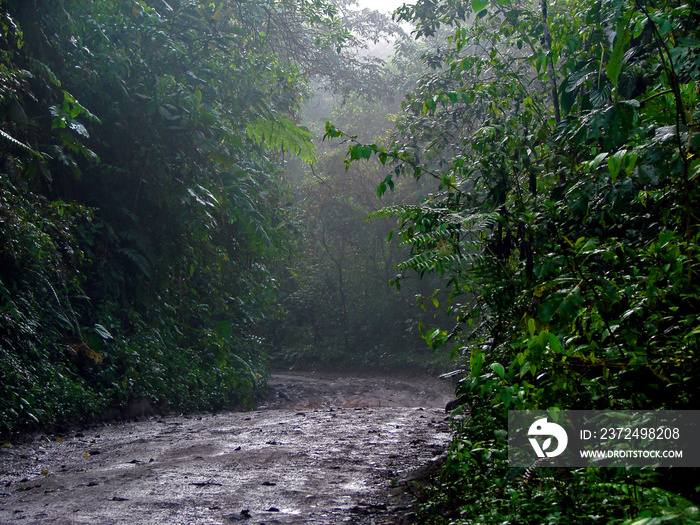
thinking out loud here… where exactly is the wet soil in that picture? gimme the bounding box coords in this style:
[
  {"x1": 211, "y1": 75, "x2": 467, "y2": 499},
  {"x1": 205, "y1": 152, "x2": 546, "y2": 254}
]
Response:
[{"x1": 0, "y1": 372, "x2": 455, "y2": 524}]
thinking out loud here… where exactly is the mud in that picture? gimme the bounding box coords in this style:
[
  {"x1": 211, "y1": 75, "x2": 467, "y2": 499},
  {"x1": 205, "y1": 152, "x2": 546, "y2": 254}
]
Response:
[{"x1": 0, "y1": 372, "x2": 455, "y2": 524}]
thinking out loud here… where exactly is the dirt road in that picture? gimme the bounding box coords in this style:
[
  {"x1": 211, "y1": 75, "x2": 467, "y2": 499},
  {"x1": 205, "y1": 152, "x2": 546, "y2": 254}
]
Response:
[{"x1": 0, "y1": 372, "x2": 454, "y2": 524}]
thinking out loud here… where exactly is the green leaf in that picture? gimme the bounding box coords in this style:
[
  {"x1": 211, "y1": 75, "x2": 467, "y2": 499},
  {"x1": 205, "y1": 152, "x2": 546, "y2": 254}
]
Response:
[
  {"x1": 470, "y1": 347, "x2": 485, "y2": 375},
  {"x1": 527, "y1": 317, "x2": 536, "y2": 337},
  {"x1": 606, "y1": 28, "x2": 631, "y2": 87},
  {"x1": 547, "y1": 333, "x2": 565, "y2": 354},
  {"x1": 94, "y1": 324, "x2": 113, "y2": 340},
  {"x1": 350, "y1": 145, "x2": 373, "y2": 160},
  {"x1": 589, "y1": 152, "x2": 609, "y2": 171},
  {"x1": 623, "y1": 151, "x2": 637, "y2": 176},
  {"x1": 538, "y1": 301, "x2": 557, "y2": 325},
  {"x1": 608, "y1": 149, "x2": 627, "y2": 180},
  {"x1": 490, "y1": 362, "x2": 505, "y2": 378},
  {"x1": 471, "y1": 0, "x2": 489, "y2": 13}
]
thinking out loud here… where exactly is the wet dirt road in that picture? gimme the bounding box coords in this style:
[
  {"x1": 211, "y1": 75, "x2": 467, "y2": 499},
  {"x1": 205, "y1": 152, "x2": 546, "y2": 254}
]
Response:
[{"x1": 0, "y1": 373, "x2": 454, "y2": 524}]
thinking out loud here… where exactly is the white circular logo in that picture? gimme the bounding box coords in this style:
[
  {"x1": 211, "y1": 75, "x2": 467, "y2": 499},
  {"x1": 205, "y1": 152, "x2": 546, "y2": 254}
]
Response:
[{"x1": 527, "y1": 417, "x2": 568, "y2": 458}]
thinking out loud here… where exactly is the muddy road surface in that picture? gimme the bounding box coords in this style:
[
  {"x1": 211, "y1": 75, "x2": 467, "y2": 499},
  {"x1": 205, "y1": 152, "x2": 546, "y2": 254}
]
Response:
[{"x1": 0, "y1": 372, "x2": 455, "y2": 524}]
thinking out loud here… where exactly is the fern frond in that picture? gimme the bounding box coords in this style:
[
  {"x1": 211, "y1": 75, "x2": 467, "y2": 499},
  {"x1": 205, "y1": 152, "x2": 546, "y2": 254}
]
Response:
[
  {"x1": 369, "y1": 205, "x2": 498, "y2": 229},
  {"x1": 366, "y1": 204, "x2": 448, "y2": 221},
  {"x1": 398, "y1": 252, "x2": 434, "y2": 273},
  {"x1": 0, "y1": 129, "x2": 41, "y2": 158},
  {"x1": 116, "y1": 248, "x2": 152, "y2": 277},
  {"x1": 246, "y1": 115, "x2": 316, "y2": 163}
]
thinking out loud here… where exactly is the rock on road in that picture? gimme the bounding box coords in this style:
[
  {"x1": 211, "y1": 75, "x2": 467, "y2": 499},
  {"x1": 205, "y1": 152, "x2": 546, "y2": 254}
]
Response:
[{"x1": 0, "y1": 372, "x2": 455, "y2": 524}]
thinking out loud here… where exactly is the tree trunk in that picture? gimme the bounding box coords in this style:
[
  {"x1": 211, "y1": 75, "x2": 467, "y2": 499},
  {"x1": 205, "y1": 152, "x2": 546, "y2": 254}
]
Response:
[{"x1": 541, "y1": 0, "x2": 561, "y2": 123}]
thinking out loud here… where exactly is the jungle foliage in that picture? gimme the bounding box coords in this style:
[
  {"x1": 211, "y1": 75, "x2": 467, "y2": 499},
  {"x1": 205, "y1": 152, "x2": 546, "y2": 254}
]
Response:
[
  {"x1": 0, "y1": 0, "x2": 361, "y2": 433},
  {"x1": 270, "y1": 82, "x2": 453, "y2": 373},
  {"x1": 329, "y1": 0, "x2": 700, "y2": 520},
  {"x1": 4, "y1": 0, "x2": 700, "y2": 519}
]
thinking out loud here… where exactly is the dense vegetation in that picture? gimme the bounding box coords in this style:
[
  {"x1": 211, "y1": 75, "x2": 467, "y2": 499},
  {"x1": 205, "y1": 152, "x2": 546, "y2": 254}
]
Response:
[
  {"x1": 271, "y1": 86, "x2": 453, "y2": 372},
  {"x1": 270, "y1": 28, "x2": 463, "y2": 373},
  {"x1": 329, "y1": 0, "x2": 700, "y2": 521},
  {"x1": 0, "y1": 0, "x2": 443, "y2": 435},
  {"x1": 0, "y1": 0, "x2": 365, "y2": 432},
  {"x1": 3, "y1": 0, "x2": 699, "y2": 522}
]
